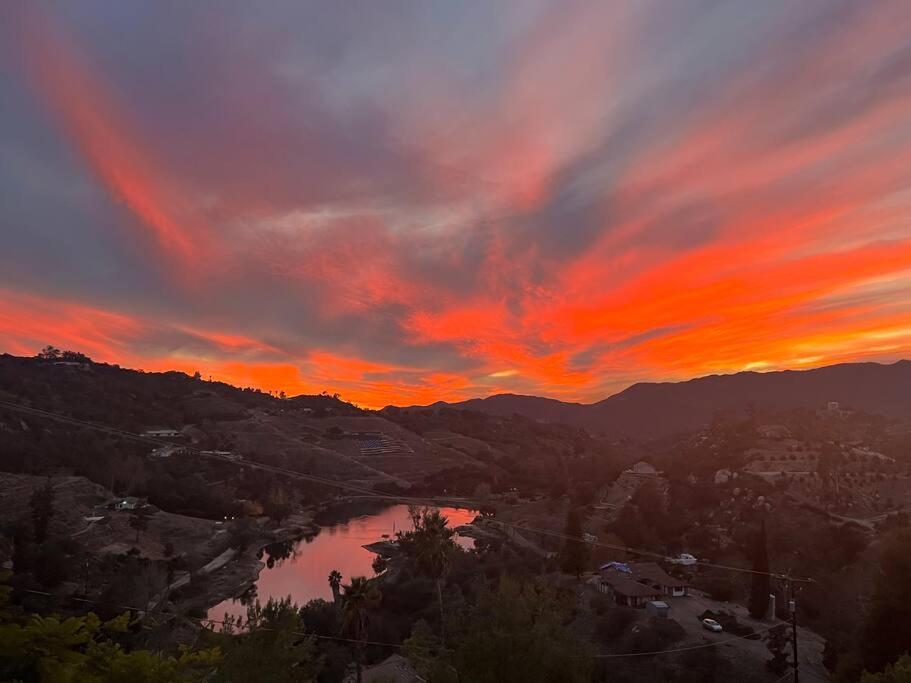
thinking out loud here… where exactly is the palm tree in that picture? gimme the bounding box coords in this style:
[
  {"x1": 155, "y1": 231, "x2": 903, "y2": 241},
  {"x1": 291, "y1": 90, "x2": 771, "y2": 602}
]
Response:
[
  {"x1": 328, "y1": 569, "x2": 342, "y2": 605},
  {"x1": 341, "y1": 576, "x2": 381, "y2": 683},
  {"x1": 413, "y1": 510, "x2": 457, "y2": 643}
]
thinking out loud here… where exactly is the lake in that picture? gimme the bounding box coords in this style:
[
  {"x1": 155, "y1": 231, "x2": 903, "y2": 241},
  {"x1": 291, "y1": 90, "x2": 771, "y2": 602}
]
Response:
[{"x1": 207, "y1": 504, "x2": 478, "y2": 624}]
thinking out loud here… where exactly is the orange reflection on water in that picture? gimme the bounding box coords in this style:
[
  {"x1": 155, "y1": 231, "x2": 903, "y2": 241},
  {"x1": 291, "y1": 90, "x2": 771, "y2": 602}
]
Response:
[{"x1": 207, "y1": 505, "x2": 477, "y2": 625}]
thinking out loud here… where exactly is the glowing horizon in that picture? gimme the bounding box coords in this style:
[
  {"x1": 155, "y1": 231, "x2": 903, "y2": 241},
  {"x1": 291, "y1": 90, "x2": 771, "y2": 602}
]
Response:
[{"x1": 2, "y1": 2, "x2": 911, "y2": 408}]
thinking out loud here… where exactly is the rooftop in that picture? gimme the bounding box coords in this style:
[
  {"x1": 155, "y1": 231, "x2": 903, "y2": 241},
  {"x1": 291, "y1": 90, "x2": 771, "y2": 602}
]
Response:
[
  {"x1": 629, "y1": 562, "x2": 689, "y2": 588},
  {"x1": 602, "y1": 575, "x2": 662, "y2": 598}
]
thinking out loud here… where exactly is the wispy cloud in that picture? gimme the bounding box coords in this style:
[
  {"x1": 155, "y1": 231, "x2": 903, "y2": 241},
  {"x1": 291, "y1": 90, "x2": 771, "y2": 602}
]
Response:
[{"x1": 1, "y1": 0, "x2": 910, "y2": 405}]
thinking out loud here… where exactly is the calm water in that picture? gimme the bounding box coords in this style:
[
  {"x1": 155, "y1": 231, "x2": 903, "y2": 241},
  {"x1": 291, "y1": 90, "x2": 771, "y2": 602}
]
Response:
[{"x1": 207, "y1": 504, "x2": 477, "y2": 624}]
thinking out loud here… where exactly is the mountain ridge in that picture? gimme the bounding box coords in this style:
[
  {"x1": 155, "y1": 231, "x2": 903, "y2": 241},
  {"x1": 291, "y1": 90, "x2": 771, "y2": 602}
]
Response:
[{"x1": 388, "y1": 359, "x2": 911, "y2": 437}]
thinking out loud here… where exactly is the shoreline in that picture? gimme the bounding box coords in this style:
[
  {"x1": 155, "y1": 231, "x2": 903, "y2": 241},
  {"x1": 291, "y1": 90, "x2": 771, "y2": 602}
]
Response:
[
  {"x1": 191, "y1": 502, "x2": 479, "y2": 622},
  {"x1": 181, "y1": 513, "x2": 320, "y2": 622}
]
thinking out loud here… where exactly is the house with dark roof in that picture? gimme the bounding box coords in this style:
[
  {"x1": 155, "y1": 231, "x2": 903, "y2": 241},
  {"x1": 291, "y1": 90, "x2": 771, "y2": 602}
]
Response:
[
  {"x1": 600, "y1": 573, "x2": 662, "y2": 607},
  {"x1": 600, "y1": 561, "x2": 689, "y2": 606},
  {"x1": 627, "y1": 561, "x2": 689, "y2": 597}
]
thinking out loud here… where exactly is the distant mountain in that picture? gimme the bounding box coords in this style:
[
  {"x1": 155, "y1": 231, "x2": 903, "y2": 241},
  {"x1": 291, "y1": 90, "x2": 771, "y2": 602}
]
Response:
[
  {"x1": 392, "y1": 360, "x2": 911, "y2": 438},
  {"x1": 416, "y1": 394, "x2": 586, "y2": 425}
]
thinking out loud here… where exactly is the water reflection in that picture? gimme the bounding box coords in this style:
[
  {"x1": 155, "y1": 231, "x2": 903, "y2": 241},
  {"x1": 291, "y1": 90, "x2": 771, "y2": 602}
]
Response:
[
  {"x1": 259, "y1": 539, "x2": 298, "y2": 569},
  {"x1": 207, "y1": 504, "x2": 477, "y2": 624}
]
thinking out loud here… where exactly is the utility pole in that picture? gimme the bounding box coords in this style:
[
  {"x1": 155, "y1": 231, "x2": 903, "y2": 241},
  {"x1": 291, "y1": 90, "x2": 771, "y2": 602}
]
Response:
[{"x1": 788, "y1": 577, "x2": 799, "y2": 683}]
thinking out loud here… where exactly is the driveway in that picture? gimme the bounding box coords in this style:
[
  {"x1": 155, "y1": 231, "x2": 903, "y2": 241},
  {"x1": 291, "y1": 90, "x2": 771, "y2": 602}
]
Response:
[{"x1": 664, "y1": 590, "x2": 830, "y2": 682}]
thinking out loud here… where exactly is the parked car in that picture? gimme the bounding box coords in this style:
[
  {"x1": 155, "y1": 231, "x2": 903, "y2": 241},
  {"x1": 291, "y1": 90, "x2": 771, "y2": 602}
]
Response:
[
  {"x1": 702, "y1": 618, "x2": 723, "y2": 633},
  {"x1": 670, "y1": 553, "x2": 698, "y2": 566}
]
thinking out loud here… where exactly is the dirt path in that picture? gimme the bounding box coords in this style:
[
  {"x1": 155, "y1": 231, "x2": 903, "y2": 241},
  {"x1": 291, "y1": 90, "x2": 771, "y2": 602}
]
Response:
[
  {"x1": 148, "y1": 547, "x2": 238, "y2": 610},
  {"x1": 258, "y1": 417, "x2": 411, "y2": 487}
]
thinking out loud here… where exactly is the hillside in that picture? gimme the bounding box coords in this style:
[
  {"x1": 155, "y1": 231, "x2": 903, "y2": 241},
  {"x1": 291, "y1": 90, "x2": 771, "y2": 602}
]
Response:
[
  {"x1": 0, "y1": 353, "x2": 480, "y2": 493},
  {"x1": 396, "y1": 360, "x2": 911, "y2": 438},
  {"x1": 0, "y1": 352, "x2": 622, "y2": 498}
]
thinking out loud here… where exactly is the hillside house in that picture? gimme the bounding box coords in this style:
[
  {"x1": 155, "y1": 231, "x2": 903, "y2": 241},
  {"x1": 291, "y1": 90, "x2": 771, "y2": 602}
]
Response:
[
  {"x1": 600, "y1": 573, "x2": 662, "y2": 607},
  {"x1": 600, "y1": 561, "x2": 689, "y2": 604},
  {"x1": 113, "y1": 497, "x2": 141, "y2": 511},
  {"x1": 629, "y1": 562, "x2": 689, "y2": 597}
]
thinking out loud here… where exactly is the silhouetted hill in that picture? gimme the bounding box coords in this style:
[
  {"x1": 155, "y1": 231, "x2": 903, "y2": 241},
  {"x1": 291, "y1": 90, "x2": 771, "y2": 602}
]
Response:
[
  {"x1": 394, "y1": 360, "x2": 911, "y2": 438},
  {"x1": 418, "y1": 394, "x2": 586, "y2": 425},
  {"x1": 0, "y1": 352, "x2": 363, "y2": 430}
]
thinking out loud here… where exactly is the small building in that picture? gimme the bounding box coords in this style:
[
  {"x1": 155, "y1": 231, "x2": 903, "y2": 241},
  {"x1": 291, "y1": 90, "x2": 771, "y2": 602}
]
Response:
[
  {"x1": 628, "y1": 562, "x2": 689, "y2": 597},
  {"x1": 645, "y1": 600, "x2": 670, "y2": 618},
  {"x1": 142, "y1": 428, "x2": 181, "y2": 438},
  {"x1": 600, "y1": 561, "x2": 689, "y2": 604},
  {"x1": 601, "y1": 575, "x2": 662, "y2": 608},
  {"x1": 625, "y1": 461, "x2": 659, "y2": 476},
  {"x1": 113, "y1": 497, "x2": 140, "y2": 511}
]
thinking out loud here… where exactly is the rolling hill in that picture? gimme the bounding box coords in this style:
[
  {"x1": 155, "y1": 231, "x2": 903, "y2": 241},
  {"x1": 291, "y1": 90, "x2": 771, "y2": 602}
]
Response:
[{"x1": 393, "y1": 360, "x2": 911, "y2": 438}]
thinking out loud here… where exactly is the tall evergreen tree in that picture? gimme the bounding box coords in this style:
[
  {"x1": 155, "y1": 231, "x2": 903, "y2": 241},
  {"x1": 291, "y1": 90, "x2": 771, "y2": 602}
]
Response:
[
  {"x1": 748, "y1": 519, "x2": 771, "y2": 619},
  {"x1": 560, "y1": 507, "x2": 589, "y2": 578},
  {"x1": 28, "y1": 481, "x2": 55, "y2": 544},
  {"x1": 860, "y1": 528, "x2": 911, "y2": 673}
]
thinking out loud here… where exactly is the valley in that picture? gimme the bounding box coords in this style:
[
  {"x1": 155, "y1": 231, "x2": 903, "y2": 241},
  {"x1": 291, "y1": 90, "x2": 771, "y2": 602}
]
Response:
[{"x1": 2, "y1": 352, "x2": 910, "y2": 681}]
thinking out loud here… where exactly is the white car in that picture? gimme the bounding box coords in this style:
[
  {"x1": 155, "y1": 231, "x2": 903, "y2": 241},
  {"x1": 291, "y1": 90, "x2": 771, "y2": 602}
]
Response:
[
  {"x1": 671, "y1": 553, "x2": 698, "y2": 566},
  {"x1": 702, "y1": 618, "x2": 723, "y2": 633}
]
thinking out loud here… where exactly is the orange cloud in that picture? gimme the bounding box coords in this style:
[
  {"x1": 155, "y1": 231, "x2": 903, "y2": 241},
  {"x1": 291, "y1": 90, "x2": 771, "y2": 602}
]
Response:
[
  {"x1": 0, "y1": 289, "x2": 145, "y2": 362},
  {"x1": 14, "y1": 7, "x2": 205, "y2": 262},
  {"x1": 4, "y1": 2, "x2": 911, "y2": 408}
]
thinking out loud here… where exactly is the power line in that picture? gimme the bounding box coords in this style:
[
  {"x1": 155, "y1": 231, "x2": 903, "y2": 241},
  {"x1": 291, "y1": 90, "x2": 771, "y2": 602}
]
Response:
[
  {"x1": 594, "y1": 620, "x2": 783, "y2": 658},
  {"x1": 11, "y1": 586, "x2": 788, "y2": 661},
  {"x1": 0, "y1": 399, "x2": 815, "y2": 582},
  {"x1": 12, "y1": 586, "x2": 405, "y2": 649}
]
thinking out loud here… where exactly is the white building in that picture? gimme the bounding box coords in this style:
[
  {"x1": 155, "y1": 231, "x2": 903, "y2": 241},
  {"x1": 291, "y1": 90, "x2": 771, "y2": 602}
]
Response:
[{"x1": 142, "y1": 428, "x2": 181, "y2": 438}]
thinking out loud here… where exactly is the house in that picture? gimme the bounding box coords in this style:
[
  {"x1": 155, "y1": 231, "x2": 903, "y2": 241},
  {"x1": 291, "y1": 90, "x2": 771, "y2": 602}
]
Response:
[
  {"x1": 627, "y1": 562, "x2": 689, "y2": 597},
  {"x1": 600, "y1": 574, "x2": 662, "y2": 608},
  {"x1": 600, "y1": 561, "x2": 689, "y2": 605},
  {"x1": 113, "y1": 497, "x2": 141, "y2": 511}
]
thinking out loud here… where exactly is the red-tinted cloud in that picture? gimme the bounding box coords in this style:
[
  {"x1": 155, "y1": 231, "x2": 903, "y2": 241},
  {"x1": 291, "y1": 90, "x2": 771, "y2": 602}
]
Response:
[
  {"x1": 2, "y1": 2, "x2": 911, "y2": 407},
  {"x1": 12, "y1": 6, "x2": 206, "y2": 263}
]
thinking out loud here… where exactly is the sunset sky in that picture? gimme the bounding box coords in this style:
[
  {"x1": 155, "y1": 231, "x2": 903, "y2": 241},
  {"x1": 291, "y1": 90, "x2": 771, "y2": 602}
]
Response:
[{"x1": 2, "y1": 1, "x2": 910, "y2": 407}]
